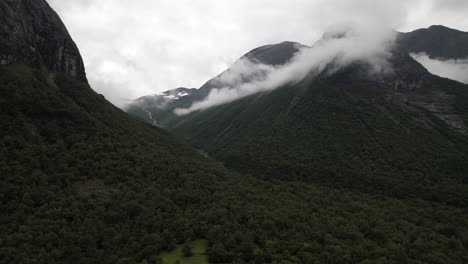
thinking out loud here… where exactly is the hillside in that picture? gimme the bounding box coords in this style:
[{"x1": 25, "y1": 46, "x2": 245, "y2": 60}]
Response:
[
  {"x1": 158, "y1": 51, "x2": 468, "y2": 205},
  {"x1": 1, "y1": 2, "x2": 468, "y2": 263}
]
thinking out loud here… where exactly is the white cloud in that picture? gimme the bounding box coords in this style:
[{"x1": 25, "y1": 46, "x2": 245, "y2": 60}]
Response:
[
  {"x1": 412, "y1": 53, "x2": 468, "y2": 84},
  {"x1": 45, "y1": 0, "x2": 468, "y2": 107}
]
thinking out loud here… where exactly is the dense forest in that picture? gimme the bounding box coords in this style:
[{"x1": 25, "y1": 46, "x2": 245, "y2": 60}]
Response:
[{"x1": 1, "y1": 64, "x2": 468, "y2": 264}]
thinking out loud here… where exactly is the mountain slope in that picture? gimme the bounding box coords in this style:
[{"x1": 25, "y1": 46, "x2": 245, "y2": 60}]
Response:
[
  {"x1": 175, "y1": 51, "x2": 468, "y2": 205},
  {"x1": 127, "y1": 33, "x2": 468, "y2": 206},
  {"x1": 0, "y1": 63, "x2": 235, "y2": 263}
]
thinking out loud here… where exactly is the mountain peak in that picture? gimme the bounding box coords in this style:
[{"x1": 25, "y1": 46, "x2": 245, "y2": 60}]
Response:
[{"x1": 0, "y1": 0, "x2": 87, "y2": 81}]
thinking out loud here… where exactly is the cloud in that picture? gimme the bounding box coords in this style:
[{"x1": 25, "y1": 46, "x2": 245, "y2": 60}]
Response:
[
  {"x1": 411, "y1": 53, "x2": 468, "y2": 84},
  {"x1": 45, "y1": 0, "x2": 468, "y2": 107},
  {"x1": 175, "y1": 23, "x2": 396, "y2": 115}
]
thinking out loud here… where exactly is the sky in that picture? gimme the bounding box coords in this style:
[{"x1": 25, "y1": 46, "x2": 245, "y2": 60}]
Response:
[{"x1": 46, "y1": 0, "x2": 468, "y2": 107}]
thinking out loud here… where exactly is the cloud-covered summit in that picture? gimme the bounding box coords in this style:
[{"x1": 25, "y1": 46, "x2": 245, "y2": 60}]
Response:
[{"x1": 174, "y1": 23, "x2": 397, "y2": 115}]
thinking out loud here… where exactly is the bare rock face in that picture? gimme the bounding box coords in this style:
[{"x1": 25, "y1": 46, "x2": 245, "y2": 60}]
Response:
[{"x1": 0, "y1": 0, "x2": 87, "y2": 81}]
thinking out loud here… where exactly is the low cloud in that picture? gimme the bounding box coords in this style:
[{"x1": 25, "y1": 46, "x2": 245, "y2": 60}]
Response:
[
  {"x1": 174, "y1": 23, "x2": 396, "y2": 115},
  {"x1": 411, "y1": 53, "x2": 468, "y2": 84}
]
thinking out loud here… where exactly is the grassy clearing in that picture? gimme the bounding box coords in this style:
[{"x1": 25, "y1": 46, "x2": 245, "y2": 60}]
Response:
[{"x1": 159, "y1": 239, "x2": 209, "y2": 264}]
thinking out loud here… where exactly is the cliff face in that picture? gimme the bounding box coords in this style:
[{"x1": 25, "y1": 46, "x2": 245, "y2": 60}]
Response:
[{"x1": 0, "y1": 0, "x2": 87, "y2": 81}]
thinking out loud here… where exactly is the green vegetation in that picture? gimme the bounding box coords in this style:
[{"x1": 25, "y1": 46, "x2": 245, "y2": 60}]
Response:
[
  {"x1": 1, "y1": 64, "x2": 468, "y2": 264},
  {"x1": 159, "y1": 240, "x2": 208, "y2": 264}
]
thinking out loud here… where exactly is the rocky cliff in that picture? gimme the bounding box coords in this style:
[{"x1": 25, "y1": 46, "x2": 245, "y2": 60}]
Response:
[{"x1": 0, "y1": 0, "x2": 87, "y2": 81}]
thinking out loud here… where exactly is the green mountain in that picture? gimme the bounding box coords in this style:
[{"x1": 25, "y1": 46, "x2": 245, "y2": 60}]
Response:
[
  {"x1": 2, "y1": 2, "x2": 468, "y2": 264},
  {"x1": 127, "y1": 29, "x2": 468, "y2": 207},
  {"x1": 153, "y1": 56, "x2": 467, "y2": 203}
]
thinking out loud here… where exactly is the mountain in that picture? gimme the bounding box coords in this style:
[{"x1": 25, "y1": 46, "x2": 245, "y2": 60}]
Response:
[
  {"x1": 132, "y1": 25, "x2": 468, "y2": 119},
  {"x1": 399, "y1": 25, "x2": 468, "y2": 59},
  {"x1": 128, "y1": 26, "x2": 468, "y2": 129},
  {"x1": 125, "y1": 41, "x2": 307, "y2": 124},
  {"x1": 127, "y1": 28, "x2": 468, "y2": 207},
  {"x1": 2, "y1": 3, "x2": 468, "y2": 263}
]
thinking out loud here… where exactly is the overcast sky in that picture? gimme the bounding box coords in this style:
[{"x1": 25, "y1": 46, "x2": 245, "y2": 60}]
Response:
[{"x1": 46, "y1": 0, "x2": 468, "y2": 107}]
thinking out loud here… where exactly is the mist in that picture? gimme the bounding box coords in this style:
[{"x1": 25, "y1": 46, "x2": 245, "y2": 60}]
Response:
[
  {"x1": 411, "y1": 53, "x2": 468, "y2": 84},
  {"x1": 174, "y1": 23, "x2": 396, "y2": 115}
]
